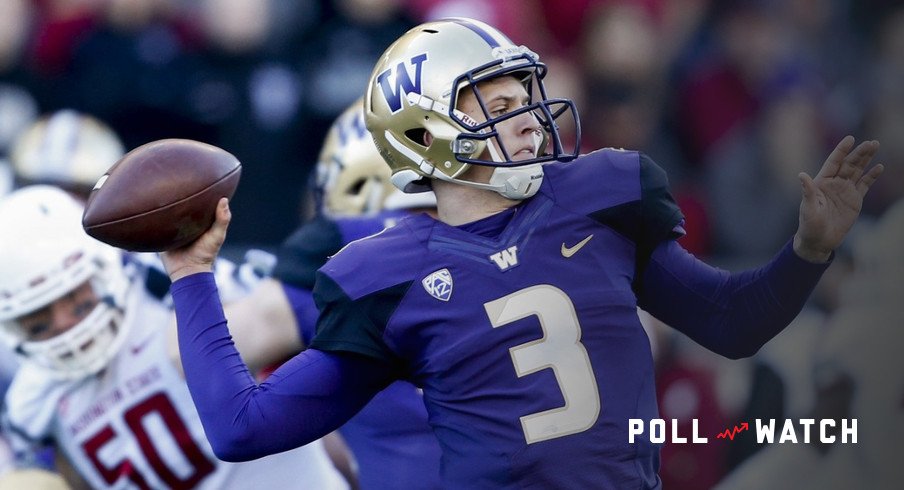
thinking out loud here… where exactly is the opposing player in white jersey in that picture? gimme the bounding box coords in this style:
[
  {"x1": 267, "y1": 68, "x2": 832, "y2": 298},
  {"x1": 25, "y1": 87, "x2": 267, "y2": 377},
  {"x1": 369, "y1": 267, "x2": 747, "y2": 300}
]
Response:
[
  {"x1": 0, "y1": 109, "x2": 125, "y2": 407},
  {"x1": 0, "y1": 186, "x2": 348, "y2": 490}
]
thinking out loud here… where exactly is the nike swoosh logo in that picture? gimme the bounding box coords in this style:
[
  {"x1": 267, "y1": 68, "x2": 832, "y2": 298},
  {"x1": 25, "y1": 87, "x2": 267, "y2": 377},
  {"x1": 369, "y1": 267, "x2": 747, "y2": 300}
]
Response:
[{"x1": 561, "y1": 234, "x2": 594, "y2": 258}]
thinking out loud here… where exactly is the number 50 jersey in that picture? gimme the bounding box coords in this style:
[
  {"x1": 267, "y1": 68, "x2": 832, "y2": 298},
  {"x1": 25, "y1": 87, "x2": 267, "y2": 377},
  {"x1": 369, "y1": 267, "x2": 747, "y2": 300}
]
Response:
[
  {"x1": 3, "y1": 280, "x2": 346, "y2": 490},
  {"x1": 312, "y1": 149, "x2": 684, "y2": 489}
]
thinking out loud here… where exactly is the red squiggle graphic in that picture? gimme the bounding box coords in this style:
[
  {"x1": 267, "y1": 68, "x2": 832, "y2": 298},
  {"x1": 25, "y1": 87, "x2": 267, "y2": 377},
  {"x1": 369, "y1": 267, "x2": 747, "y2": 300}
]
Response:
[{"x1": 716, "y1": 422, "x2": 749, "y2": 440}]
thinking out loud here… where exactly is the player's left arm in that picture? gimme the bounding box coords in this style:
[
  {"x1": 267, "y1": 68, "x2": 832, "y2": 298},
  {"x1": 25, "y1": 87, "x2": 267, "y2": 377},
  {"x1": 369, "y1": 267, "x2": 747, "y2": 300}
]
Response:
[
  {"x1": 639, "y1": 239, "x2": 829, "y2": 359},
  {"x1": 638, "y1": 137, "x2": 883, "y2": 358}
]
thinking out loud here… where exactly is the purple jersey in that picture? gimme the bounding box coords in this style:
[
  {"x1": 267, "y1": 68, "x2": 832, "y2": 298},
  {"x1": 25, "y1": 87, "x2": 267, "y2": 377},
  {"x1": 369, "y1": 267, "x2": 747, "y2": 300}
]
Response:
[
  {"x1": 312, "y1": 149, "x2": 683, "y2": 488},
  {"x1": 170, "y1": 148, "x2": 829, "y2": 489},
  {"x1": 274, "y1": 210, "x2": 442, "y2": 490}
]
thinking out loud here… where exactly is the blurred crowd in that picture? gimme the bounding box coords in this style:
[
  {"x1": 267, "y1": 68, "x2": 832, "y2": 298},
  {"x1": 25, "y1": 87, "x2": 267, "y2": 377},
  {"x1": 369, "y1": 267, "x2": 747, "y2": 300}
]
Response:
[
  {"x1": 0, "y1": 0, "x2": 901, "y2": 254},
  {"x1": 0, "y1": 0, "x2": 901, "y2": 488}
]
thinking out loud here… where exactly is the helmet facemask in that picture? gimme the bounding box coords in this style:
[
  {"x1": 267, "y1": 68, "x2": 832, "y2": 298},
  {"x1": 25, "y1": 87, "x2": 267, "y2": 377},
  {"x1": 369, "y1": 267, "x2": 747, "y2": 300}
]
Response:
[
  {"x1": 13, "y1": 283, "x2": 126, "y2": 380},
  {"x1": 449, "y1": 56, "x2": 579, "y2": 168},
  {"x1": 446, "y1": 60, "x2": 580, "y2": 199}
]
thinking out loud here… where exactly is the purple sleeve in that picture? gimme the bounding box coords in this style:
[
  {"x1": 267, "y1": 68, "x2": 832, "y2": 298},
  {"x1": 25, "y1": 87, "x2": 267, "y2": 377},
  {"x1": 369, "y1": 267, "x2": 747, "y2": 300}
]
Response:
[
  {"x1": 639, "y1": 239, "x2": 830, "y2": 359},
  {"x1": 170, "y1": 273, "x2": 395, "y2": 462}
]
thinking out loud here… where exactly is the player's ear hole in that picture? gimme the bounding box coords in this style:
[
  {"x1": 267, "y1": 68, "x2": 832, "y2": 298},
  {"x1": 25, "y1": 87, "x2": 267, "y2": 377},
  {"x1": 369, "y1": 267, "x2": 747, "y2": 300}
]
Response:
[{"x1": 405, "y1": 129, "x2": 432, "y2": 148}]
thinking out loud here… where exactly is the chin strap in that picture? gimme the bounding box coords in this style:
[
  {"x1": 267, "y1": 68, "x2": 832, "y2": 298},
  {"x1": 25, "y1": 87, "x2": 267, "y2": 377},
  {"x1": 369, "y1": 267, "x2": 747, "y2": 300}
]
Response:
[
  {"x1": 487, "y1": 164, "x2": 544, "y2": 199},
  {"x1": 480, "y1": 125, "x2": 545, "y2": 199},
  {"x1": 428, "y1": 162, "x2": 544, "y2": 200}
]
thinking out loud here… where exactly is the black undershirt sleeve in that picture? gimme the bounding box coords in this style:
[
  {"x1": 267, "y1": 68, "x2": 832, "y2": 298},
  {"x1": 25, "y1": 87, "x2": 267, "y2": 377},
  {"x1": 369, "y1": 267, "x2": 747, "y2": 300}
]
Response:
[
  {"x1": 272, "y1": 217, "x2": 344, "y2": 289},
  {"x1": 588, "y1": 153, "x2": 685, "y2": 293}
]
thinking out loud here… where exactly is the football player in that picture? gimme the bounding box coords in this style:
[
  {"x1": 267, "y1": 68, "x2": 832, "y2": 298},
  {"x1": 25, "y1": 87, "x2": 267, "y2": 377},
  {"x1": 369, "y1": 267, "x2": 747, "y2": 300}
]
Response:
[
  {"x1": 224, "y1": 99, "x2": 441, "y2": 489},
  {"x1": 161, "y1": 18, "x2": 883, "y2": 488},
  {"x1": 0, "y1": 186, "x2": 348, "y2": 489}
]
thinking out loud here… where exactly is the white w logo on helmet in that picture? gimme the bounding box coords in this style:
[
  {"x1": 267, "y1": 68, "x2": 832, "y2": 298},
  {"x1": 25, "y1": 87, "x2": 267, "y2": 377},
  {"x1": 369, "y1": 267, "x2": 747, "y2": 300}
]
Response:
[{"x1": 375, "y1": 53, "x2": 428, "y2": 113}]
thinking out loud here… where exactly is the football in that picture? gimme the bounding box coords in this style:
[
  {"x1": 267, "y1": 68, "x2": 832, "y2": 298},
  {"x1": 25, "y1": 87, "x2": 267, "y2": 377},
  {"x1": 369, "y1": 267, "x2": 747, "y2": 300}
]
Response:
[{"x1": 82, "y1": 139, "x2": 241, "y2": 252}]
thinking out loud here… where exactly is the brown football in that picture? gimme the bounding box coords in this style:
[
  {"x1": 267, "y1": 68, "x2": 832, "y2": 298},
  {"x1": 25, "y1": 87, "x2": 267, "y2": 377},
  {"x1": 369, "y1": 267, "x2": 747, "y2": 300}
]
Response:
[{"x1": 82, "y1": 139, "x2": 241, "y2": 252}]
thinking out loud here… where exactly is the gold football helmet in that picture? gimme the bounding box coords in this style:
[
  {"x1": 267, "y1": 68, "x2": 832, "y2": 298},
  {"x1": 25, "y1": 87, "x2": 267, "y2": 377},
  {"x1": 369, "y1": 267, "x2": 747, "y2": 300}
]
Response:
[
  {"x1": 10, "y1": 110, "x2": 124, "y2": 196},
  {"x1": 315, "y1": 98, "x2": 435, "y2": 216},
  {"x1": 365, "y1": 17, "x2": 580, "y2": 200}
]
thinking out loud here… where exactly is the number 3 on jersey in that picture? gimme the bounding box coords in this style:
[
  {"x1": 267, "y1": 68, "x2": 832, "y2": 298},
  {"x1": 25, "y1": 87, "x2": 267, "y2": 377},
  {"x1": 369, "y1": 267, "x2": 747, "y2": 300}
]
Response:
[{"x1": 484, "y1": 284, "x2": 600, "y2": 444}]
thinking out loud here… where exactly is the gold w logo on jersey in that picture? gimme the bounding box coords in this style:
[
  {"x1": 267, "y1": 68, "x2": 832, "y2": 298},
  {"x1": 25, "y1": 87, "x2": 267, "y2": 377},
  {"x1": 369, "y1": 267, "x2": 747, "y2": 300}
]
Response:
[{"x1": 489, "y1": 246, "x2": 519, "y2": 271}]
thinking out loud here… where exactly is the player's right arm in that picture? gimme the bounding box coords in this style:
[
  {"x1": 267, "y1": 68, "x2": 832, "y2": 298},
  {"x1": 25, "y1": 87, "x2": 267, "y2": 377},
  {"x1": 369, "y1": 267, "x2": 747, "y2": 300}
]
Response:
[
  {"x1": 167, "y1": 278, "x2": 303, "y2": 377},
  {"x1": 221, "y1": 278, "x2": 303, "y2": 372},
  {"x1": 163, "y1": 199, "x2": 395, "y2": 461},
  {"x1": 216, "y1": 215, "x2": 347, "y2": 373},
  {"x1": 170, "y1": 273, "x2": 394, "y2": 461}
]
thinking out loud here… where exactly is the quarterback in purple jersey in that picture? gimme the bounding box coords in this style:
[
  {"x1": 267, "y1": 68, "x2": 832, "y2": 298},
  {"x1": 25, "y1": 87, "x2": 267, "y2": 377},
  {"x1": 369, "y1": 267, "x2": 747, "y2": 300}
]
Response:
[
  {"x1": 224, "y1": 100, "x2": 441, "y2": 489},
  {"x1": 162, "y1": 18, "x2": 883, "y2": 489}
]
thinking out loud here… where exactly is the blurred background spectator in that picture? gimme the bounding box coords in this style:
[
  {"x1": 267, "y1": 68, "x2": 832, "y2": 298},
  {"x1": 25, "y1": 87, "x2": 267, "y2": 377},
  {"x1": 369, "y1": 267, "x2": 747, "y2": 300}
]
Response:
[
  {"x1": 2, "y1": 0, "x2": 896, "y2": 255},
  {"x1": 0, "y1": 1, "x2": 900, "y2": 487}
]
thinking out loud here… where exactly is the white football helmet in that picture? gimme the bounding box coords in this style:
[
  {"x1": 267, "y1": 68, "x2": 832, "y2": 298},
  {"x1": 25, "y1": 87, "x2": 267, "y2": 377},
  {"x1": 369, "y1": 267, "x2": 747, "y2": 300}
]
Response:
[
  {"x1": 10, "y1": 110, "x2": 124, "y2": 195},
  {"x1": 365, "y1": 17, "x2": 580, "y2": 200},
  {"x1": 314, "y1": 97, "x2": 436, "y2": 217},
  {"x1": 0, "y1": 186, "x2": 130, "y2": 379}
]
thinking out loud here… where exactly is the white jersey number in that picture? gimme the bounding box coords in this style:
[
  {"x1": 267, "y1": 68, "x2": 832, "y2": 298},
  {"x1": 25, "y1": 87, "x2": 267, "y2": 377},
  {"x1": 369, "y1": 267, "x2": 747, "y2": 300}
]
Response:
[
  {"x1": 484, "y1": 284, "x2": 600, "y2": 444},
  {"x1": 81, "y1": 392, "x2": 216, "y2": 489}
]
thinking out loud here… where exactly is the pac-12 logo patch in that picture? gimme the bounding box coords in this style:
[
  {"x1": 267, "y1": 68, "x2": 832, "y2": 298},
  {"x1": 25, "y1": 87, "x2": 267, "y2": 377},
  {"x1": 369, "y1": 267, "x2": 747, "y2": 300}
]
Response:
[{"x1": 422, "y1": 268, "x2": 453, "y2": 301}]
